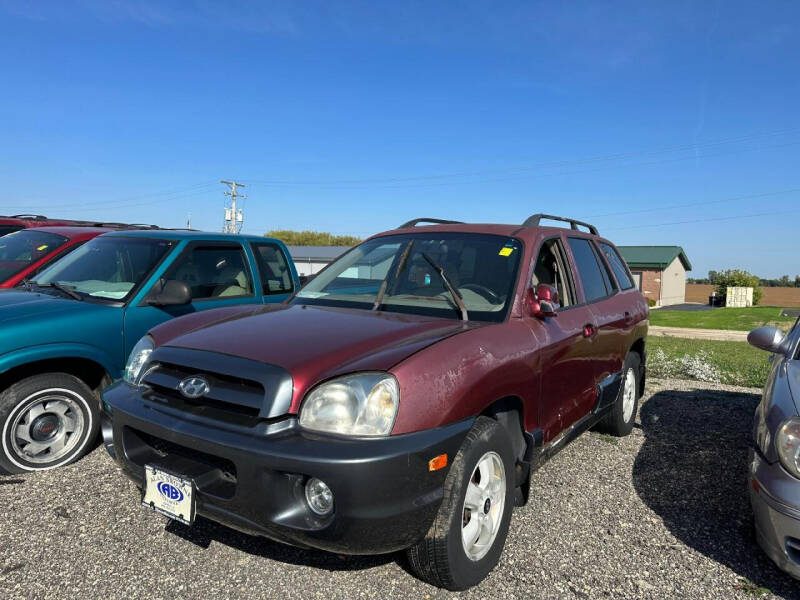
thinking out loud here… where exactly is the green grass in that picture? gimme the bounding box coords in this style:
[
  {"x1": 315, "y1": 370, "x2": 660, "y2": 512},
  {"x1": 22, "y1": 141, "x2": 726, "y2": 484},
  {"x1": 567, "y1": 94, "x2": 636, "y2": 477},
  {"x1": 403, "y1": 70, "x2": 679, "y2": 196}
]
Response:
[
  {"x1": 649, "y1": 306, "x2": 795, "y2": 332},
  {"x1": 647, "y1": 337, "x2": 772, "y2": 388},
  {"x1": 734, "y1": 577, "x2": 771, "y2": 597}
]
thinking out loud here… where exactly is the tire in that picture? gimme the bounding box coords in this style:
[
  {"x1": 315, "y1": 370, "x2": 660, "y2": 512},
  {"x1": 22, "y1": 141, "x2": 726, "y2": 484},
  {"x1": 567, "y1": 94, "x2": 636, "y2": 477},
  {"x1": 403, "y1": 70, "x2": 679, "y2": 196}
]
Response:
[
  {"x1": 406, "y1": 416, "x2": 515, "y2": 590},
  {"x1": 0, "y1": 373, "x2": 99, "y2": 474},
  {"x1": 597, "y1": 352, "x2": 641, "y2": 437}
]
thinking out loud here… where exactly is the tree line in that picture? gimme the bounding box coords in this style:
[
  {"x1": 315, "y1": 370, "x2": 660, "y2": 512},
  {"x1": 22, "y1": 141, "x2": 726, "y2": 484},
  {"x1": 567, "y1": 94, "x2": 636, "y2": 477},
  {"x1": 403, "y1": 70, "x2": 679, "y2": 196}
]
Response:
[
  {"x1": 265, "y1": 230, "x2": 362, "y2": 246},
  {"x1": 689, "y1": 272, "x2": 800, "y2": 288}
]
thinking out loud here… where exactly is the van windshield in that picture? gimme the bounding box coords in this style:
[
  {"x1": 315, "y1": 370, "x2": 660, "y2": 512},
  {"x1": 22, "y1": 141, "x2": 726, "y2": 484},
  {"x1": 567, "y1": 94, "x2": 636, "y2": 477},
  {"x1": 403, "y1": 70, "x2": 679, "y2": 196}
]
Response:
[
  {"x1": 0, "y1": 230, "x2": 68, "y2": 281},
  {"x1": 34, "y1": 236, "x2": 173, "y2": 302},
  {"x1": 293, "y1": 233, "x2": 522, "y2": 322}
]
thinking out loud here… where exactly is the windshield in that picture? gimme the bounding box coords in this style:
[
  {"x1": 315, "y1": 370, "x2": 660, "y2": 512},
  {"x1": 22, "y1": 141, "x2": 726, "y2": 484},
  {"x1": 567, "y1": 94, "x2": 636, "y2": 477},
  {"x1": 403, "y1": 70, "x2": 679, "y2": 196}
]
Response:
[
  {"x1": 294, "y1": 233, "x2": 523, "y2": 322},
  {"x1": 34, "y1": 236, "x2": 174, "y2": 301},
  {"x1": 0, "y1": 230, "x2": 68, "y2": 281}
]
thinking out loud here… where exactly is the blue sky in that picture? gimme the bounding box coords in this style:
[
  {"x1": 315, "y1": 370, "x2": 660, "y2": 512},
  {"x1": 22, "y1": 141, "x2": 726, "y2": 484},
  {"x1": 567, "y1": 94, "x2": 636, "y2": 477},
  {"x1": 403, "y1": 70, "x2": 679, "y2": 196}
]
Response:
[{"x1": 0, "y1": 1, "x2": 798, "y2": 278}]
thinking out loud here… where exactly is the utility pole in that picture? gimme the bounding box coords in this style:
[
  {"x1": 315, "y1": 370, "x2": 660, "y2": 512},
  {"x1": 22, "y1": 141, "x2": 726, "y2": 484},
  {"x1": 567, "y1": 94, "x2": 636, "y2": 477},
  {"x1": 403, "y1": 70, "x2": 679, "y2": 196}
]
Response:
[{"x1": 221, "y1": 179, "x2": 246, "y2": 234}]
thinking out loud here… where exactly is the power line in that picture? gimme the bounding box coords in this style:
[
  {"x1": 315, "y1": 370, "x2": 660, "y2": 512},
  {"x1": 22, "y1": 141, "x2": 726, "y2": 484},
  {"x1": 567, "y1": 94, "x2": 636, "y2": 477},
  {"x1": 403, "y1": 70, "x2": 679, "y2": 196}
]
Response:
[
  {"x1": 0, "y1": 181, "x2": 219, "y2": 212},
  {"x1": 605, "y1": 206, "x2": 800, "y2": 232}
]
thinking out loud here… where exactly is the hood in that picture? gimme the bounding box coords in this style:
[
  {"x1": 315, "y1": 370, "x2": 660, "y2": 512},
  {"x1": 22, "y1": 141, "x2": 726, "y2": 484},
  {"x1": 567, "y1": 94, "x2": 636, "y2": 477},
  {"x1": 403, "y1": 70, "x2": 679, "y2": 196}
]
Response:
[
  {"x1": 152, "y1": 303, "x2": 479, "y2": 406},
  {"x1": 0, "y1": 290, "x2": 122, "y2": 369},
  {"x1": 0, "y1": 289, "x2": 107, "y2": 325}
]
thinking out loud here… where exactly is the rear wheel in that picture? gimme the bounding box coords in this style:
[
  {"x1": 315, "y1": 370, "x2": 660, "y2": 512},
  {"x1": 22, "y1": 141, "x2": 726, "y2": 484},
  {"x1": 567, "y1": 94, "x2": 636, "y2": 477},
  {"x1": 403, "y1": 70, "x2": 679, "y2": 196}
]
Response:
[
  {"x1": 598, "y1": 352, "x2": 640, "y2": 437},
  {"x1": 406, "y1": 416, "x2": 514, "y2": 590},
  {"x1": 0, "y1": 373, "x2": 99, "y2": 474}
]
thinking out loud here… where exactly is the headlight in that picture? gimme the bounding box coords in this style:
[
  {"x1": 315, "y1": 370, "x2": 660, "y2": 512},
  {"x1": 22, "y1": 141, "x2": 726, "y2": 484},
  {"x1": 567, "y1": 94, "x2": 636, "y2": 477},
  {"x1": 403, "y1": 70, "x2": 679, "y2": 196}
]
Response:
[
  {"x1": 776, "y1": 418, "x2": 800, "y2": 479},
  {"x1": 299, "y1": 373, "x2": 399, "y2": 436},
  {"x1": 124, "y1": 335, "x2": 154, "y2": 385}
]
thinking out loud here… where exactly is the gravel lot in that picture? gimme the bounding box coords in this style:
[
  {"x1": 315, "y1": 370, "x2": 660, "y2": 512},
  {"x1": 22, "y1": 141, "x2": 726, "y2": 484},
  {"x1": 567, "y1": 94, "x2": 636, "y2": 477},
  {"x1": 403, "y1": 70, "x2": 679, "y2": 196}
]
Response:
[{"x1": 1, "y1": 378, "x2": 798, "y2": 599}]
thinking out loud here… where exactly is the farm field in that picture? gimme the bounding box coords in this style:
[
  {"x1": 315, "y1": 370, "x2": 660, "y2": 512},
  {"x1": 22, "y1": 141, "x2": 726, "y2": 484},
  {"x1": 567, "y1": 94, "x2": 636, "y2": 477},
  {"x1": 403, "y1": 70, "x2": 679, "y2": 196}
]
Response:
[
  {"x1": 649, "y1": 306, "x2": 796, "y2": 331},
  {"x1": 686, "y1": 284, "x2": 800, "y2": 307}
]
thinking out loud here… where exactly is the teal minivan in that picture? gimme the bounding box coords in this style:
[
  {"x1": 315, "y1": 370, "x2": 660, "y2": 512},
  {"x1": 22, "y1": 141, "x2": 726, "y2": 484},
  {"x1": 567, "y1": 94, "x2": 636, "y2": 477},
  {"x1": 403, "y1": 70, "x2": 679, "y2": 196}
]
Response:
[{"x1": 0, "y1": 229, "x2": 298, "y2": 473}]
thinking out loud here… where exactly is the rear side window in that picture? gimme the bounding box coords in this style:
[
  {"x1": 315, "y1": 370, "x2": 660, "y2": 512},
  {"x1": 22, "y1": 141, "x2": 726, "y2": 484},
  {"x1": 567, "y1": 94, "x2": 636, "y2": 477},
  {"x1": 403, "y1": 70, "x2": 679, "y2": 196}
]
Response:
[
  {"x1": 167, "y1": 245, "x2": 253, "y2": 300},
  {"x1": 597, "y1": 242, "x2": 634, "y2": 290},
  {"x1": 567, "y1": 238, "x2": 611, "y2": 303},
  {"x1": 252, "y1": 243, "x2": 293, "y2": 295}
]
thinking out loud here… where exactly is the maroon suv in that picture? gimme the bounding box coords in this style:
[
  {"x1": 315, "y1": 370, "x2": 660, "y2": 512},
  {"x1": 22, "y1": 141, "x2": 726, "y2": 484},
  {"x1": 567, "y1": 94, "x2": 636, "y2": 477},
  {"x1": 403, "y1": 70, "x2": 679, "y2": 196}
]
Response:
[{"x1": 102, "y1": 214, "x2": 648, "y2": 590}]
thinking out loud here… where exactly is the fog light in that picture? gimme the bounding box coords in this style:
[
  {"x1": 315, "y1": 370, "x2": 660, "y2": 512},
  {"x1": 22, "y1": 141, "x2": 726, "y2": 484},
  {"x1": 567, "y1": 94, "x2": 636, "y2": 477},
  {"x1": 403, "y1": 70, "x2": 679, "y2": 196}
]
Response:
[{"x1": 305, "y1": 477, "x2": 334, "y2": 515}]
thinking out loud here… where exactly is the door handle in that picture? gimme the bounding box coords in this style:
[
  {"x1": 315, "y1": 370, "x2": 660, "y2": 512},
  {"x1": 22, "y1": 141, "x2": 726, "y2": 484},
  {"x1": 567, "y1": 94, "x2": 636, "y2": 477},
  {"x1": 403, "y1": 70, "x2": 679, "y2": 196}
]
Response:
[{"x1": 583, "y1": 323, "x2": 597, "y2": 338}]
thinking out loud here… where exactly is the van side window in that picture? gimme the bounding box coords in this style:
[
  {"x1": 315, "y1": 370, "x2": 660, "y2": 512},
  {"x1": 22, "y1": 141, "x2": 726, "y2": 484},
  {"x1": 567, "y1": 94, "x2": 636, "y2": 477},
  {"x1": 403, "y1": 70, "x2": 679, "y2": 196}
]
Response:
[
  {"x1": 567, "y1": 238, "x2": 611, "y2": 303},
  {"x1": 597, "y1": 242, "x2": 634, "y2": 290},
  {"x1": 532, "y1": 238, "x2": 574, "y2": 307}
]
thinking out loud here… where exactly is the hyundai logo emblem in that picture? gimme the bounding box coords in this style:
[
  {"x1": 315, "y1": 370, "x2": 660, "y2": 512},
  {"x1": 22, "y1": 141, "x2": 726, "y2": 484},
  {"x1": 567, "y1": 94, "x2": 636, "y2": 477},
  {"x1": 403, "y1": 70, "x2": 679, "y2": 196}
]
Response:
[
  {"x1": 178, "y1": 375, "x2": 210, "y2": 399},
  {"x1": 157, "y1": 481, "x2": 184, "y2": 502}
]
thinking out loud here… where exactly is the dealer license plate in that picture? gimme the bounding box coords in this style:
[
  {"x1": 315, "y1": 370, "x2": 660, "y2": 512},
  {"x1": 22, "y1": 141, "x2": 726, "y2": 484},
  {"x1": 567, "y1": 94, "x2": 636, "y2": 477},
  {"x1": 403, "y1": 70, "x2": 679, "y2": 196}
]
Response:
[{"x1": 141, "y1": 464, "x2": 195, "y2": 525}]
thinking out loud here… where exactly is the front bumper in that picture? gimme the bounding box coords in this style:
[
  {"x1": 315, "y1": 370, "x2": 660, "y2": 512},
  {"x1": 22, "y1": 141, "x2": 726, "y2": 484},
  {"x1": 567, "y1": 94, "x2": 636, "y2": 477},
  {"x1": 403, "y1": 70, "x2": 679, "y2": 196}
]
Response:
[
  {"x1": 749, "y1": 448, "x2": 800, "y2": 578},
  {"x1": 101, "y1": 382, "x2": 472, "y2": 555}
]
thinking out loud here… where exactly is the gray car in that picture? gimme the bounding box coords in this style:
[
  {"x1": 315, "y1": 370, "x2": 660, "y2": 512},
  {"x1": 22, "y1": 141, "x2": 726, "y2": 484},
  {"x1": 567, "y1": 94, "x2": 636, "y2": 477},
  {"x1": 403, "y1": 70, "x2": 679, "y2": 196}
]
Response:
[{"x1": 748, "y1": 315, "x2": 800, "y2": 577}]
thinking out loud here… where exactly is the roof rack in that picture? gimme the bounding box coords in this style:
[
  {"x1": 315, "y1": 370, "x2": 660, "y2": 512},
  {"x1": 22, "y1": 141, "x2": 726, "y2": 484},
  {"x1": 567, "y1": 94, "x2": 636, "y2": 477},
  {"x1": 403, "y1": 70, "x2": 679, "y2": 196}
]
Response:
[
  {"x1": 522, "y1": 214, "x2": 598, "y2": 235},
  {"x1": 10, "y1": 214, "x2": 48, "y2": 220},
  {"x1": 398, "y1": 218, "x2": 465, "y2": 228}
]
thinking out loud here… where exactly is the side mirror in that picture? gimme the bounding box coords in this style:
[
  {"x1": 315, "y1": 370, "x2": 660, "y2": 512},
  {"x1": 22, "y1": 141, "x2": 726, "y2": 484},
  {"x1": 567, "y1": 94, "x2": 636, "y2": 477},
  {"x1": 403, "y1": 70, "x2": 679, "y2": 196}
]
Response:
[
  {"x1": 526, "y1": 283, "x2": 560, "y2": 318},
  {"x1": 147, "y1": 280, "x2": 191, "y2": 307},
  {"x1": 748, "y1": 326, "x2": 786, "y2": 354},
  {"x1": 298, "y1": 274, "x2": 316, "y2": 287}
]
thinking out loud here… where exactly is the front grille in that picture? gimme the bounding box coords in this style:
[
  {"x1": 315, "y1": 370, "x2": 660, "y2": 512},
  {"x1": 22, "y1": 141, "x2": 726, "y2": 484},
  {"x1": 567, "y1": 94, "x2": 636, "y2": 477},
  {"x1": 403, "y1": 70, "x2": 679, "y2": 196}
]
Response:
[
  {"x1": 143, "y1": 361, "x2": 264, "y2": 424},
  {"x1": 141, "y1": 346, "x2": 294, "y2": 423}
]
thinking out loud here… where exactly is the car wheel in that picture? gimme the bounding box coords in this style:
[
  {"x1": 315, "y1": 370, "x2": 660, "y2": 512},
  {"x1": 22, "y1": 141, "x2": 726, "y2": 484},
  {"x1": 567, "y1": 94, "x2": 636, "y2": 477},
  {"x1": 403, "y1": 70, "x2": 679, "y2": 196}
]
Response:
[
  {"x1": 598, "y1": 352, "x2": 641, "y2": 437},
  {"x1": 406, "y1": 416, "x2": 515, "y2": 590},
  {"x1": 0, "y1": 373, "x2": 99, "y2": 474}
]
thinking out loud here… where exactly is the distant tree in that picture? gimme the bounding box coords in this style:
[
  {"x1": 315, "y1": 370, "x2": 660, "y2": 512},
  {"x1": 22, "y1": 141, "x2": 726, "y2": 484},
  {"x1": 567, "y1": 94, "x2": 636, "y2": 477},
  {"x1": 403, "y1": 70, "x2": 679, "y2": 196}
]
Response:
[
  {"x1": 711, "y1": 269, "x2": 763, "y2": 305},
  {"x1": 266, "y1": 230, "x2": 362, "y2": 246},
  {"x1": 795, "y1": 275, "x2": 800, "y2": 288},
  {"x1": 780, "y1": 275, "x2": 791, "y2": 287}
]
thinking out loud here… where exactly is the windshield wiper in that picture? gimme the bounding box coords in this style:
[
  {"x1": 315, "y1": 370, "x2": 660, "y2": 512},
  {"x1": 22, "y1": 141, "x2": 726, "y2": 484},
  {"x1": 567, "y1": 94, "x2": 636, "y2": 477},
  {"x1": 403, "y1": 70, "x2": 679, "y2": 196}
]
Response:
[
  {"x1": 37, "y1": 282, "x2": 83, "y2": 301},
  {"x1": 19, "y1": 278, "x2": 33, "y2": 292},
  {"x1": 373, "y1": 240, "x2": 415, "y2": 312},
  {"x1": 421, "y1": 253, "x2": 468, "y2": 321}
]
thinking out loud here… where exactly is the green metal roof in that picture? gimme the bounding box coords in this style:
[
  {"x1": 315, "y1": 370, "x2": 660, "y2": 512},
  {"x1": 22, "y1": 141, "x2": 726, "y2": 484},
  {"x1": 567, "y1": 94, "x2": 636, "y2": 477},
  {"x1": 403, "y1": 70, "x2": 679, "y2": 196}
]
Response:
[{"x1": 617, "y1": 246, "x2": 692, "y2": 271}]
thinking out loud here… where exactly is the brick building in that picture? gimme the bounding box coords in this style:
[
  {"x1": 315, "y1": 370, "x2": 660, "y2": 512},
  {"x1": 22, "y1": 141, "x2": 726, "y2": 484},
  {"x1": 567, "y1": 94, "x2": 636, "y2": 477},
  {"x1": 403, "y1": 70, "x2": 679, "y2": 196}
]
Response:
[{"x1": 617, "y1": 246, "x2": 692, "y2": 306}]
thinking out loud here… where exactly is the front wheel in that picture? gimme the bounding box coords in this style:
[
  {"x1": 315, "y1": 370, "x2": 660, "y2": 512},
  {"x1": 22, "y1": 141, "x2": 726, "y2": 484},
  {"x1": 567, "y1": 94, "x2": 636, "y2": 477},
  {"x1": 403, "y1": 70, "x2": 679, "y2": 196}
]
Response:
[
  {"x1": 406, "y1": 416, "x2": 515, "y2": 590},
  {"x1": 0, "y1": 373, "x2": 99, "y2": 474}
]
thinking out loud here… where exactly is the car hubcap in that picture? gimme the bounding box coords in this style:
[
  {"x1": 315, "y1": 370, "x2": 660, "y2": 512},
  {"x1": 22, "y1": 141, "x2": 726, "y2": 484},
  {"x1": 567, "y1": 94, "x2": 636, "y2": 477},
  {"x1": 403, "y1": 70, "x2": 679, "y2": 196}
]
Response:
[
  {"x1": 9, "y1": 393, "x2": 85, "y2": 465},
  {"x1": 621, "y1": 368, "x2": 636, "y2": 423},
  {"x1": 462, "y1": 451, "x2": 505, "y2": 561}
]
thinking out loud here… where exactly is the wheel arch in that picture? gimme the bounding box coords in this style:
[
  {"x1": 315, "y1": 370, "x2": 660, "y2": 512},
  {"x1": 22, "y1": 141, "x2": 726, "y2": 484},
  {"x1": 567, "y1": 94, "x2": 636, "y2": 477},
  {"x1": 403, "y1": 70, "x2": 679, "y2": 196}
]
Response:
[
  {"x1": 627, "y1": 336, "x2": 647, "y2": 396},
  {"x1": 0, "y1": 347, "x2": 115, "y2": 397},
  {"x1": 479, "y1": 395, "x2": 531, "y2": 501}
]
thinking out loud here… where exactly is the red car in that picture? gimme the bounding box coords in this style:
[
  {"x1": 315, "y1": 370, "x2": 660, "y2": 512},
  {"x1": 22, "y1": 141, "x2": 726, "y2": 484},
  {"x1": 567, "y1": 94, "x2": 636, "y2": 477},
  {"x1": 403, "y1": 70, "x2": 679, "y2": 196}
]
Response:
[
  {"x1": 0, "y1": 226, "x2": 133, "y2": 288},
  {"x1": 103, "y1": 214, "x2": 649, "y2": 590},
  {"x1": 0, "y1": 214, "x2": 156, "y2": 237}
]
